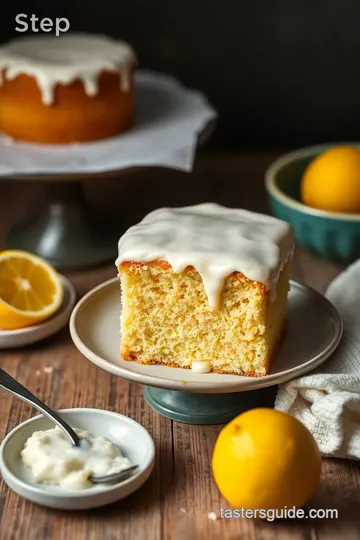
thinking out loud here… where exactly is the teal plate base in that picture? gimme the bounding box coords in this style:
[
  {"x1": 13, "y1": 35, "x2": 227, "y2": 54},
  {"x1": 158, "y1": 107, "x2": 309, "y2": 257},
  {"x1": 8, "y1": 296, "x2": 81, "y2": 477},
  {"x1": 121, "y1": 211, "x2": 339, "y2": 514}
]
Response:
[{"x1": 143, "y1": 385, "x2": 277, "y2": 424}]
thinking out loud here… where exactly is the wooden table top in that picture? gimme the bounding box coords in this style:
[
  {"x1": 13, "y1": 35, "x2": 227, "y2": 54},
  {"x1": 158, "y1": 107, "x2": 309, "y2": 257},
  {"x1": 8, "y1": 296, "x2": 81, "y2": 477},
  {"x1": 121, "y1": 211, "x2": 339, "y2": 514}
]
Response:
[{"x1": 0, "y1": 153, "x2": 358, "y2": 539}]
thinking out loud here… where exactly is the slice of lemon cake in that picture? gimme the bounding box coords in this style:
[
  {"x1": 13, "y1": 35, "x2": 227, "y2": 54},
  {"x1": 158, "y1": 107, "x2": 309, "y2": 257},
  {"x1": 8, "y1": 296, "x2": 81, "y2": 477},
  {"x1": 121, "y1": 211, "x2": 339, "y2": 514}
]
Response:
[{"x1": 116, "y1": 203, "x2": 294, "y2": 377}]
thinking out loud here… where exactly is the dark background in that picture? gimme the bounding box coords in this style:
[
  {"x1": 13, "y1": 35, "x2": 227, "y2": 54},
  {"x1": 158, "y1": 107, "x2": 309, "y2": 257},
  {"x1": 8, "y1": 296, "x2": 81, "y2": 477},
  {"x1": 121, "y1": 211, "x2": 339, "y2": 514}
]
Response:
[{"x1": 1, "y1": 1, "x2": 360, "y2": 150}]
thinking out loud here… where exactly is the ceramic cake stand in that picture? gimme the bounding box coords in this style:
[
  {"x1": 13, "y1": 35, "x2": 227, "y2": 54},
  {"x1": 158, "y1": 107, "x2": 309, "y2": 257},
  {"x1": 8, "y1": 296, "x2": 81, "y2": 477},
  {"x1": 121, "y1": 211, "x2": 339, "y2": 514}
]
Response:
[
  {"x1": 4, "y1": 120, "x2": 214, "y2": 271},
  {"x1": 69, "y1": 278, "x2": 342, "y2": 425},
  {"x1": 6, "y1": 178, "x2": 123, "y2": 270},
  {"x1": 2, "y1": 70, "x2": 216, "y2": 270}
]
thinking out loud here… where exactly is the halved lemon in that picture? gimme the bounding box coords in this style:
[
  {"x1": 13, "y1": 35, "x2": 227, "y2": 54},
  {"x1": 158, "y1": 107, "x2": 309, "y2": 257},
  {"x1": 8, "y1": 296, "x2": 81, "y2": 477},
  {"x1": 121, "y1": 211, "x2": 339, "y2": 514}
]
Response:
[{"x1": 0, "y1": 250, "x2": 64, "y2": 330}]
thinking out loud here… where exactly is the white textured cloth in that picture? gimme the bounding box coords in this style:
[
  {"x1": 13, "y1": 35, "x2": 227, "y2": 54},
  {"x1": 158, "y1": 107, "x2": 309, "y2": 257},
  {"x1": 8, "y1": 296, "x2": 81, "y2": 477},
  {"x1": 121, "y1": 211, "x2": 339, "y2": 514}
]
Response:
[
  {"x1": 275, "y1": 259, "x2": 360, "y2": 460},
  {"x1": 0, "y1": 71, "x2": 216, "y2": 175}
]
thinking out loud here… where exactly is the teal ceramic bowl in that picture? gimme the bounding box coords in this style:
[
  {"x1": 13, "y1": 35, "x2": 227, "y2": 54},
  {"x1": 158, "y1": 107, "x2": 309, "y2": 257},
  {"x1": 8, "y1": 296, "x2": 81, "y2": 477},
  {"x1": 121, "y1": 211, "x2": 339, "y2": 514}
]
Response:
[{"x1": 265, "y1": 143, "x2": 360, "y2": 263}]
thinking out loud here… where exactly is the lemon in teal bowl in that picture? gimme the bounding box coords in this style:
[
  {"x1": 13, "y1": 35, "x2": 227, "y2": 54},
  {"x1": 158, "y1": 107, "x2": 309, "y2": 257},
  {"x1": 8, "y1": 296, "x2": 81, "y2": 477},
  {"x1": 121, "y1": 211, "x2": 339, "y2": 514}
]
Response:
[{"x1": 265, "y1": 144, "x2": 360, "y2": 263}]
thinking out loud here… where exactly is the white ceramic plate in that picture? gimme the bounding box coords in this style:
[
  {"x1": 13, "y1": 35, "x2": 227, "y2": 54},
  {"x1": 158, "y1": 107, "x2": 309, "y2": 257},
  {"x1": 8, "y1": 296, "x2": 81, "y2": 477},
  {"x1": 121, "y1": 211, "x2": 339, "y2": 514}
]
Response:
[
  {"x1": 0, "y1": 408, "x2": 155, "y2": 510},
  {"x1": 0, "y1": 275, "x2": 76, "y2": 349},
  {"x1": 70, "y1": 278, "x2": 343, "y2": 394}
]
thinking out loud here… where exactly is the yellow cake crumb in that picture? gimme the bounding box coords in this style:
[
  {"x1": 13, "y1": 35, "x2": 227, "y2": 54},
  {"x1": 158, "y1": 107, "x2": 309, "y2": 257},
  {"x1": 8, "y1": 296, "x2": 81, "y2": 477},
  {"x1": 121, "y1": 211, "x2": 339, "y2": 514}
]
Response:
[{"x1": 118, "y1": 259, "x2": 291, "y2": 377}]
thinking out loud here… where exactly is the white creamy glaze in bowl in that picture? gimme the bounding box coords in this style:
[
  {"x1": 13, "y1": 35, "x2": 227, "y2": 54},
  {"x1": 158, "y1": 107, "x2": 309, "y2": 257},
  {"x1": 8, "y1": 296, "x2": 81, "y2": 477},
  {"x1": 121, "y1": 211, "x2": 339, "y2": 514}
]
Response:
[{"x1": 0, "y1": 408, "x2": 155, "y2": 510}]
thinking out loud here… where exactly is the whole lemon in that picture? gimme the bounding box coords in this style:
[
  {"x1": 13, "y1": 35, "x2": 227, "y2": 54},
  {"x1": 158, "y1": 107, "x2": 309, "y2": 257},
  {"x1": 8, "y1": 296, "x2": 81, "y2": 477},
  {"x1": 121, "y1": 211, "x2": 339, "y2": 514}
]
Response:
[
  {"x1": 212, "y1": 408, "x2": 321, "y2": 513},
  {"x1": 301, "y1": 145, "x2": 360, "y2": 213}
]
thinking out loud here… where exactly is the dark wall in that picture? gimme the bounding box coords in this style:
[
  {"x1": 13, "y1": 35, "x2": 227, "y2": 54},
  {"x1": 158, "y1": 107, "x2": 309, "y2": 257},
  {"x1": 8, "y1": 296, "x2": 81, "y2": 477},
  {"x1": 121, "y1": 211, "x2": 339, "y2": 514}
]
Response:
[{"x1": 2, "y1": 1, "x2": 360, "y2": 150}]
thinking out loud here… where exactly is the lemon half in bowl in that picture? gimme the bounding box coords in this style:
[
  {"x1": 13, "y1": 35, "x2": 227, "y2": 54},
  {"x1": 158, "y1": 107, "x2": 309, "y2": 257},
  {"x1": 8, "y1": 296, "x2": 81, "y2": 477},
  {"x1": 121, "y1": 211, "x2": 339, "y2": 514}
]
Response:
[
  {"x1": 0, "y1": 250, "x2": 64, "y2": 330},
  {"x1": 265, "y1": 143, "x2": 360, "y2": 263}
]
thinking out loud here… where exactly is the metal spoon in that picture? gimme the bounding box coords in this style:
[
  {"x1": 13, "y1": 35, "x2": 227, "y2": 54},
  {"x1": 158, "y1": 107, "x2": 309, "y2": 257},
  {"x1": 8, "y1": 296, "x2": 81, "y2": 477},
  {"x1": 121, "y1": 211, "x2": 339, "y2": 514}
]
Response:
[{"x1": 0, "y1": 367, "x2": 138, "y2": 484}]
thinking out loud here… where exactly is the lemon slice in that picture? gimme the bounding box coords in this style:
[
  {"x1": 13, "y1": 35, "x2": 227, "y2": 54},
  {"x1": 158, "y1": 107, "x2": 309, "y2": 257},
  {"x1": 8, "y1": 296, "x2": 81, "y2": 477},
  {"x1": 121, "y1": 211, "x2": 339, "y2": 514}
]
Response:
[{"x1": 0, "y1": 250, "x2": 64, "y2": 330}]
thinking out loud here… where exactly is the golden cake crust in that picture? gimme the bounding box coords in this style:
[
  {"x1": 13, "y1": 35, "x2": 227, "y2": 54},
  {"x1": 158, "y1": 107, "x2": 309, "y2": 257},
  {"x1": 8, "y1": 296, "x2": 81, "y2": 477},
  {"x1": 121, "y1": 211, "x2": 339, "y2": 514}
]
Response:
[
  {"x1": 119, "y1": 260, "x2": 267, "y2": 294},
  {"x1": 0, "y1": 69, "x2": 134, "y2": 144}
]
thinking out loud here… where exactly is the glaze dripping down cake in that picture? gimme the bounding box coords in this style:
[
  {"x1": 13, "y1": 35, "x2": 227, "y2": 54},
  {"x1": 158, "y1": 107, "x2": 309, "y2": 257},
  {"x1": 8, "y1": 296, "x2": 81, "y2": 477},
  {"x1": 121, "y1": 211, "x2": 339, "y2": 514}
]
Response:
[
  {"x1": 116, "y1": 203, "x2": 294, "y2": 377},
  {"x1": 0, "y1": 33, "x2": 137, "y2": 144}
]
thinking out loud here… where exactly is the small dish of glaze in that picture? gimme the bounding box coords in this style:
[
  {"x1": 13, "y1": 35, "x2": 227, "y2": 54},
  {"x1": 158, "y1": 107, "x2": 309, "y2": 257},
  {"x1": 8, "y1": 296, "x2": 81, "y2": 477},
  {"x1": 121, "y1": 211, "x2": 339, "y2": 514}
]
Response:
[{"x1": 0, "y1": 408, "x2": 155, "y2": 510}]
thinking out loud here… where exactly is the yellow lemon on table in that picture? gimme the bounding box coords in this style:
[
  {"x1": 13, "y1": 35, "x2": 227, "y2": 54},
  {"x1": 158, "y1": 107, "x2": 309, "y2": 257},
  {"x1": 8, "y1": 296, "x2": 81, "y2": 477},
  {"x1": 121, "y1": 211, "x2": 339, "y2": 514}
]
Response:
[
  {"x1": 0, "y1": 250, "x2": 63, "y2": 330},
  {"x1": 212, "y1": 408, "x2": 321, "y2": 515},
  {"x1": 301, "y1": 145, "x2": 360, "y2": 213}
]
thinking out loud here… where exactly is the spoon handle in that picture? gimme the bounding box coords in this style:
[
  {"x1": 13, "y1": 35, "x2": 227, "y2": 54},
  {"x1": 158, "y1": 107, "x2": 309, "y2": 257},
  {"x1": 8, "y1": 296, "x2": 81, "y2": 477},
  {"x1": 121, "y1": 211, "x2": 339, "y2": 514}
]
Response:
[{"x1": 0, "y1": 367, "x2": 81, "y2": 447}]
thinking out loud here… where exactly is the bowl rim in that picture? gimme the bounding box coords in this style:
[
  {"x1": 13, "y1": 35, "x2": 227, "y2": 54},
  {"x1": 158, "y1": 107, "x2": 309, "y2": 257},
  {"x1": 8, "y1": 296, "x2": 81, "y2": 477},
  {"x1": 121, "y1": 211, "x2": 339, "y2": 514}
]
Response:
[
  {"x1": 265, "y1": 142, "x2": 360, "y2": 222},
  {"x1": 0, "y1": 407, "x2": 155, "y2": 499}
]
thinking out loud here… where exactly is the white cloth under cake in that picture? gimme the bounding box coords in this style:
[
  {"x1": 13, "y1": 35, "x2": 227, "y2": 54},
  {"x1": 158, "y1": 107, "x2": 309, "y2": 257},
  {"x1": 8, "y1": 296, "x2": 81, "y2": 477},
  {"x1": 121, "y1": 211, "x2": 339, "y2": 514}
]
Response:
[
  {"x1": 0, "y1": 71, "x2": 216, "y2": 175},
  {"x1": 275, "y1": 259, "x2": 360, "y2": 460}
]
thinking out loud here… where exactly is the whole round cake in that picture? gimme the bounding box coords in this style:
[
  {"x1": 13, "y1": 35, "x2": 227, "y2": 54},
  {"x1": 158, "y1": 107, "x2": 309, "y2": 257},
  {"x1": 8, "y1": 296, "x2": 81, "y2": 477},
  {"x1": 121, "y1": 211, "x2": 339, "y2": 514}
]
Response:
[{"x1": 0, "y1": 33, "x2": 137, "y2": 144}]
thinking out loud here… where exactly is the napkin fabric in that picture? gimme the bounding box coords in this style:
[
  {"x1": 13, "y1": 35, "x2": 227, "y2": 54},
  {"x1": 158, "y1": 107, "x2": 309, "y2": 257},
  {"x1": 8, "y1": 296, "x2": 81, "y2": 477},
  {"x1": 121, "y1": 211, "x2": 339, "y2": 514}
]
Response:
[{"x1": 275, "y1": 259, "x2": 360, "y2": 460}]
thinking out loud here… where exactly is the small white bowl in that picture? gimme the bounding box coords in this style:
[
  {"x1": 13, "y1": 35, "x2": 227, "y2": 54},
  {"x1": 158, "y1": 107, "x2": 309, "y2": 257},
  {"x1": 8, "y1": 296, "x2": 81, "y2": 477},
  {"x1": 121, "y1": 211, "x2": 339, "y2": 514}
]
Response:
[
  {"x1": 0, "y1": 275, "x2": 76, "y2": 349},
  {"x1": 0, "y1": 408, "x2": 155, "y2": 510}
]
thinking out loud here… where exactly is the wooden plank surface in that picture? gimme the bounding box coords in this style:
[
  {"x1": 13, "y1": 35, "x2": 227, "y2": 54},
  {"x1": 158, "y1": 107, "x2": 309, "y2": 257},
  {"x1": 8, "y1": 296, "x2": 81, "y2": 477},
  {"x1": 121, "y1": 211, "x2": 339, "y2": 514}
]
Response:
[{"x1": 0, "y1": 153, "x2": 359, "y2": 539}]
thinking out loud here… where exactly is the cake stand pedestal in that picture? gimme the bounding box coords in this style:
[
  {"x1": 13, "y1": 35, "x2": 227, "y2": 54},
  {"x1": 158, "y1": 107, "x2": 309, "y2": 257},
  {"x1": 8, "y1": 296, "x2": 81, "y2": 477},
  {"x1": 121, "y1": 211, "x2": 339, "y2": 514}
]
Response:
[
  {"x1": 143, "y1": 386, "x2": 277, "y2": 424},
  {"x1": 7, "y1": 181, "x2": 122, "y2": 270},
  {"x1": 69, "y1": 278, "x2": 342, "y2": 425}
]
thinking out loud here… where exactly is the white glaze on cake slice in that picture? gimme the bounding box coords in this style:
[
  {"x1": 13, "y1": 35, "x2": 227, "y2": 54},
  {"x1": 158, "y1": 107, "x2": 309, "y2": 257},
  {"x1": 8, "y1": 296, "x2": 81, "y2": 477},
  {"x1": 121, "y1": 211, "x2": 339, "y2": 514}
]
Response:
[{"x1": 116, "y1": 203, "x2": 294, "y2": 310}]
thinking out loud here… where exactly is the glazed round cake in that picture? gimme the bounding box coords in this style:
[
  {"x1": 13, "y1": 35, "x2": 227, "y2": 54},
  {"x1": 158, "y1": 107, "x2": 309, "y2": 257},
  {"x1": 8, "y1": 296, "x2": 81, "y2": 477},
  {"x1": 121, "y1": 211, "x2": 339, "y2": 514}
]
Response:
[{"x1": 0, "y1": 33, "x2": 137, "y2": 144}]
